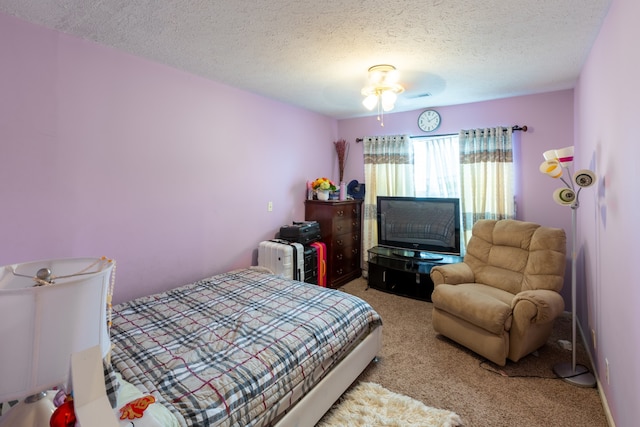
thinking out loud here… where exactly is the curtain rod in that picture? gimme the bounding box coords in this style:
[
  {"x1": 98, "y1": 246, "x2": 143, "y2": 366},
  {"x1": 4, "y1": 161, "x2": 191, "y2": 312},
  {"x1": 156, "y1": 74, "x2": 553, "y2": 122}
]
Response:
[{"x1": 355, "y1": 125, "x2": 527, "y2": 143}]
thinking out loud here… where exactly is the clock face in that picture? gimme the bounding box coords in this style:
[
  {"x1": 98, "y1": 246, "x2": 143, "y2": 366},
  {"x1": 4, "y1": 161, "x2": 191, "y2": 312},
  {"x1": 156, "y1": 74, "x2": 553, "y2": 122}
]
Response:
[{"x1": 418, "y1": 109, "x2": 441, "y2": 132}]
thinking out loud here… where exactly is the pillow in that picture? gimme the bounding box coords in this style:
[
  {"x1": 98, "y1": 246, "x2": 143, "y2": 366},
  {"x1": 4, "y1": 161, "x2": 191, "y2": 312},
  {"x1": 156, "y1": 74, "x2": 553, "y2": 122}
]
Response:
[{"x1": 114, "y1": 373, "x2": 180, "y2": 427}]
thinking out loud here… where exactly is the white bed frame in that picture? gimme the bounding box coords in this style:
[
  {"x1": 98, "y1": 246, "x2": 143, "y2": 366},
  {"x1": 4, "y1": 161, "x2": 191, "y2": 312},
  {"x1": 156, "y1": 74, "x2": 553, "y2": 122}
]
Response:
[{"x1": 275, "y1": 324, "x2": 383, "y2": 427}]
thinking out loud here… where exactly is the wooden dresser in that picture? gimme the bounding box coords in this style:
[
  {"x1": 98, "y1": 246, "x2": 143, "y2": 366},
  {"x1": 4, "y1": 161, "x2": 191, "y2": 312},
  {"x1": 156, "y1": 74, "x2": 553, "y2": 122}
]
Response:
[{"x1": 305, "y1": 199, "x2": 363, "y2": 288}]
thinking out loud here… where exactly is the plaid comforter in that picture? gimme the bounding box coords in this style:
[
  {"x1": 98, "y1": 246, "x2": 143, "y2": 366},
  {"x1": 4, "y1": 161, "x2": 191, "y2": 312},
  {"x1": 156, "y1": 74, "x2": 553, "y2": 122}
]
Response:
[{"x1": 110, "y1": 268, "x2": 381, "y2": 427}]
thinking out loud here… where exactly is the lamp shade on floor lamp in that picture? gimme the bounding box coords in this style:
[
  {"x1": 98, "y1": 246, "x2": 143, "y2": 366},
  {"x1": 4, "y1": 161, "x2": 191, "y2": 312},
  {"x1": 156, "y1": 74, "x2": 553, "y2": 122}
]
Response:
[{"x1": 539, "y1": 146, "x2": 596, "y2": 388}]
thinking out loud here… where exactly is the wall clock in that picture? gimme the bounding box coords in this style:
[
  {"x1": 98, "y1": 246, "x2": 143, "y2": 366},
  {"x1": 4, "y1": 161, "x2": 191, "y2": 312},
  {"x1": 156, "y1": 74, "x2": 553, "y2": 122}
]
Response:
[{"x1": 418, "y1": 109, "x2": 441, "y2": 132}]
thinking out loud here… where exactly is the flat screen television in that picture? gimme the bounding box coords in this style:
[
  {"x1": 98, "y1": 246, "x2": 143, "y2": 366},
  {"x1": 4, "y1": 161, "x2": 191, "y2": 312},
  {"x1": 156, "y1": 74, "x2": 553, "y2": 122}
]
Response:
[{"x1": 376, "y1": 196, "x2": 461, "y2": 260}]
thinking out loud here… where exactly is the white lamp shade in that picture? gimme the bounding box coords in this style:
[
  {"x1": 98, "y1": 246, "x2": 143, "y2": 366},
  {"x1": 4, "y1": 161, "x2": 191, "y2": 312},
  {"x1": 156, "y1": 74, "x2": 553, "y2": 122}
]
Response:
[
  {"x1": 554, "y1": 146, "x2": 574, "y2": 167},
  {"x1": 380, "y1": 90, "x2": 396, "y2": 111},
  {"x1": 381, "y1": 102, "x2": 395, "y2": 112},
  {"x1": 539, "y1": 160, "x2": 563, "y2": 178},
  {"x1": 362, "y1": 94, "x2": 378, "y2": 111},
  {"x1": 574, "y1": 169, "x2": 597, "y2": 187},
  {"x1": 552, "y1": 187, "x2": 576, "y2": 205},
  {"x1": 0, "y1": 258, "x2": 114, "y2": 402}
]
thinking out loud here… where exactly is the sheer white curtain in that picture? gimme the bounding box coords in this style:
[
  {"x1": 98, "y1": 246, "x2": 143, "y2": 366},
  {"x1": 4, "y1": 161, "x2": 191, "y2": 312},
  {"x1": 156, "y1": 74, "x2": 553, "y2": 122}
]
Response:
[
  {"x1": 459, "y1": 127, "x2": 515, "y2": 243},
  {"x1": 362, "y1": 135, "x2": 414, "y2": 276},
  {"x1": 413, "y1": 134, "x2": 460, "y2": 198}
]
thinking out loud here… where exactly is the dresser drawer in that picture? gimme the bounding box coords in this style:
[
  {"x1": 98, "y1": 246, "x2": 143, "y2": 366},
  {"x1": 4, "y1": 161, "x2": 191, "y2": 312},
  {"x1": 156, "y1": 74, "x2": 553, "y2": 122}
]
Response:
[
  {"x1": 332, "y1": 204, "x2": 361, "y2": 220},
  {"x1": 333, "y1": 217, "x2": 361, "y2": 236},
  {"x1": 331, "y1": 244, "x2": 361, "y2": 277},
  {"x1": 332, "y1": 231, "x2": 361, "y2": 249},
  {"x1": 332, "y1": 245, "x2": 360, "y2": 264}
]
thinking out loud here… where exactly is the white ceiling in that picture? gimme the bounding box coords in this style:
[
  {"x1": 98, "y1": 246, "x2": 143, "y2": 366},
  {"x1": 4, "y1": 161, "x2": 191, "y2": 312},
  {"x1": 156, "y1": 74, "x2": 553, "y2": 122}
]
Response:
[{"x1": 1, "y1": 0, "x2": 611, "y2": 119}]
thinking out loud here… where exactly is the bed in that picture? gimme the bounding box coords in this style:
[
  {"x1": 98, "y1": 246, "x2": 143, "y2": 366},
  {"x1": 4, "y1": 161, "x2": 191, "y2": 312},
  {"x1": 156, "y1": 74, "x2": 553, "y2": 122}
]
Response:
[{"x1": 109, "y1": 267, "x2": 382, "y2": 427}]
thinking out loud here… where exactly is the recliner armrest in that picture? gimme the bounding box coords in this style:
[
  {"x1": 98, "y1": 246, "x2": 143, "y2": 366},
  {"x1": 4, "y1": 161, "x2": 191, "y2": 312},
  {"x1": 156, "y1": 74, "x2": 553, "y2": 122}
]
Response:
[
  {"x1": 430, "y1": 262, "x2": 474, "y2": 286},
  {"x1": 511, "y1": 289, "x2": 565, "y2": 324}
]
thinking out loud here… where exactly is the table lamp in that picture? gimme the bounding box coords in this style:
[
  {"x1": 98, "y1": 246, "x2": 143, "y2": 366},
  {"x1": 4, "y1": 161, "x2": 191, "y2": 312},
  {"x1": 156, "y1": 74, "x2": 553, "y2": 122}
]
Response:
[
  {"x1": 539, "y1": 146, "x2": 597, "y2": 387},
  {"x1": 0, "y1": 257, "x2": 115, "y2": 426}
]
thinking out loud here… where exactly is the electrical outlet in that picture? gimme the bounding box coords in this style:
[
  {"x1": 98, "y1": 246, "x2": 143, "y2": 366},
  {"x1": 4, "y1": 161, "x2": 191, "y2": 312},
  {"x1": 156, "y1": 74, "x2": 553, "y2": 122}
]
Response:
[
  {"x1": 592, "y1": 329, "x2": 597, "y2": 349},
  {"x1": 267, "y1": 201, "x2": 273, "y2": 212},
  {"x1": 605, "y1": 358, "x2": 610, "y2": 384}
]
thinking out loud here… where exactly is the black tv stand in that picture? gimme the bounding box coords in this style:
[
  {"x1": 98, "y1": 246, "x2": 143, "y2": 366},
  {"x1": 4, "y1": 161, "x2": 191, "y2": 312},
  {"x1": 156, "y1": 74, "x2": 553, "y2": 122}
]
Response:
[
  {"x1": 391, "y1": 249, "x2": 443, "y2": 261},
  {"x1": 368, "y1": 246, "x2": 463, "y2": 301}
]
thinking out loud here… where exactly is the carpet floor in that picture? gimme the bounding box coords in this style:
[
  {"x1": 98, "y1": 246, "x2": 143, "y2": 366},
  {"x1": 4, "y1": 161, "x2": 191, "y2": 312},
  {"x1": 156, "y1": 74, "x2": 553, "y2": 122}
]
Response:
[{"x1": 337, "y1": 278, "x2": 608, "y2": 427}]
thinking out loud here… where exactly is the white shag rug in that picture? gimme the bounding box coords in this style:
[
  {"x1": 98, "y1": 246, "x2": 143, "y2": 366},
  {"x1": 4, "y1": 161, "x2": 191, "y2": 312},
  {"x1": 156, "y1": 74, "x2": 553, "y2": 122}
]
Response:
[{"x1": 317, "y1": 382, "x2": 463, "y2": 427}]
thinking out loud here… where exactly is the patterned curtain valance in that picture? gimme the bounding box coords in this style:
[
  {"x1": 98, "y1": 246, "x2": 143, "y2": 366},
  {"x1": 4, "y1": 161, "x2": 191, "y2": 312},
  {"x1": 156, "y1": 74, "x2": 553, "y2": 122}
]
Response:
[
  {"x1": 363, "y1": 135, "x2": 414, "y2": 165},
  {"x1": 459, "y1": 128, "x2": 513, "y2": 164}
]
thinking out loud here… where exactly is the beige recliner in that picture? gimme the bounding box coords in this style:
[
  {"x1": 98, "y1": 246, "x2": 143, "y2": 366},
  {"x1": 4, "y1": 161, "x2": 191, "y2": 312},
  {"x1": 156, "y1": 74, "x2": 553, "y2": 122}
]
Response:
[{"x1": 430, "y1": 219, "x2": 566, "y2": 366}]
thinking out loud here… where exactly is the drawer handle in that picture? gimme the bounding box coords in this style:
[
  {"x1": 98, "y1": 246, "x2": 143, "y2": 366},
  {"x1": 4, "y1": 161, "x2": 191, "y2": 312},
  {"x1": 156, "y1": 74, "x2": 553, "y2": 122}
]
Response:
[
  {"x1": 352, "y1": 235, "x2": 359, "y2": 241},
  {"x1": 337, "y1": 210, "x2": 344, "y2": 217},
  {"x1": 337, "y1": 268, "x2": 343, "y2": 275},
  {"x1": 336, "y1": 240, "x2": 344, "y2": 246},
  {"x1": 336, "y1": 254, "x2": 343, "y2": 260},
  {"x1": 336, "y1": 225, "x2": 343, "y2": 232}
]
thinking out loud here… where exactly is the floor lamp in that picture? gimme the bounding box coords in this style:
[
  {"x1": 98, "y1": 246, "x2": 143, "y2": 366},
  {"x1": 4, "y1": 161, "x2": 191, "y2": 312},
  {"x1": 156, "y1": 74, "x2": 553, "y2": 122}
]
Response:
[
  {"x1": 0, "y1": 257, "x2": 115, "y2": 427},
  {"x1": 539, "y1": 146, "x2": 596, "y2": 388}
]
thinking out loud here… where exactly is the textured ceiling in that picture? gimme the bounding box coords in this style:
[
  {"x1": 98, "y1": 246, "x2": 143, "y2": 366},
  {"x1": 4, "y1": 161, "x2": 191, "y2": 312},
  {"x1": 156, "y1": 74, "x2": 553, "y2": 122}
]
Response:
[{"x1": 0, "y1": 0, "x2": 611, "y2": 119}]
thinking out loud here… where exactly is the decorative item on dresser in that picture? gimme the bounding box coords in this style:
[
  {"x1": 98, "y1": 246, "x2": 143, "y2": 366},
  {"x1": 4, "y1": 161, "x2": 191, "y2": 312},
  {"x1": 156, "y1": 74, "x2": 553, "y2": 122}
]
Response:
[
  {"x1": 333, "y1": 139, "x2": 349, "y2": 201},
  {"x1": 305, "y1": 199, "x2": 363, "y2": 288},
  {"x1": 311, "y1": 177, "x2": 338, "y2": 201}
]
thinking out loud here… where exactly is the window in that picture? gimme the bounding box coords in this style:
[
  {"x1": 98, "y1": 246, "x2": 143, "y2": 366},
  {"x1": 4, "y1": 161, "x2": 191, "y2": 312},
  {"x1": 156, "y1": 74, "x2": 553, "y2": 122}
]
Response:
[{"x1": 413, "y1": 134, "x2": 460, "y2": 198}]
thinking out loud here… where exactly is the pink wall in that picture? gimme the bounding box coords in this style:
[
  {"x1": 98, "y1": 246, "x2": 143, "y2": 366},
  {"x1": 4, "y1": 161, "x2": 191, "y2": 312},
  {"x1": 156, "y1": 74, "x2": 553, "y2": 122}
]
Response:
[
  {"x1": 338, "y1": 91, "x2": 576, "y2": 303},
  {"x1": 575, "y1": 0, "x2": 639, "y2": 424},
  {"x1": 0, "y1": 12, "x2": 338, "y2": 304},
  {"x1": 3, "y1": 4, "x2": 636, "y2": 423}
]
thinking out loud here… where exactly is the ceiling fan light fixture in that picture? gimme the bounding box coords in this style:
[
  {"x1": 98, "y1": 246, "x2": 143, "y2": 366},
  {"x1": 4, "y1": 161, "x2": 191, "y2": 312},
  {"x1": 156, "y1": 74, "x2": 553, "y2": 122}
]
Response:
[{"x1": 361, "y1": 64, "x2": 405, "y2": 117}]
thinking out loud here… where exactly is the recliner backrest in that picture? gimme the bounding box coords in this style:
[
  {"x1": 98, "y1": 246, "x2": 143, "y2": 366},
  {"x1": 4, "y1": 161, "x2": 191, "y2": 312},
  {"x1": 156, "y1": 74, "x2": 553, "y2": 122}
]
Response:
[{"x1": 464, "y1": 219, "x2": 566, "y2": 294}]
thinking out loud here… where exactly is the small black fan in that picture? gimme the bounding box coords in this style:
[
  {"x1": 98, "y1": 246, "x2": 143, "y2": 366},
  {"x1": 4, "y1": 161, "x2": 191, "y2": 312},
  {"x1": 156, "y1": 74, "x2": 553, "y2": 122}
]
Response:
[{"x1": 347, "y1": 180, "x2": 365, "y2": 200}]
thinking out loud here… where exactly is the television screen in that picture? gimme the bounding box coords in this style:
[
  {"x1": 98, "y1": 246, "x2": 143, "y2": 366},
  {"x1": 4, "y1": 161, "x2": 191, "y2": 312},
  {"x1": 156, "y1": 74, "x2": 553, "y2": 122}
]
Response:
[{"x1": 376, "y1": 196, "x2": 461, "y2": 259}]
